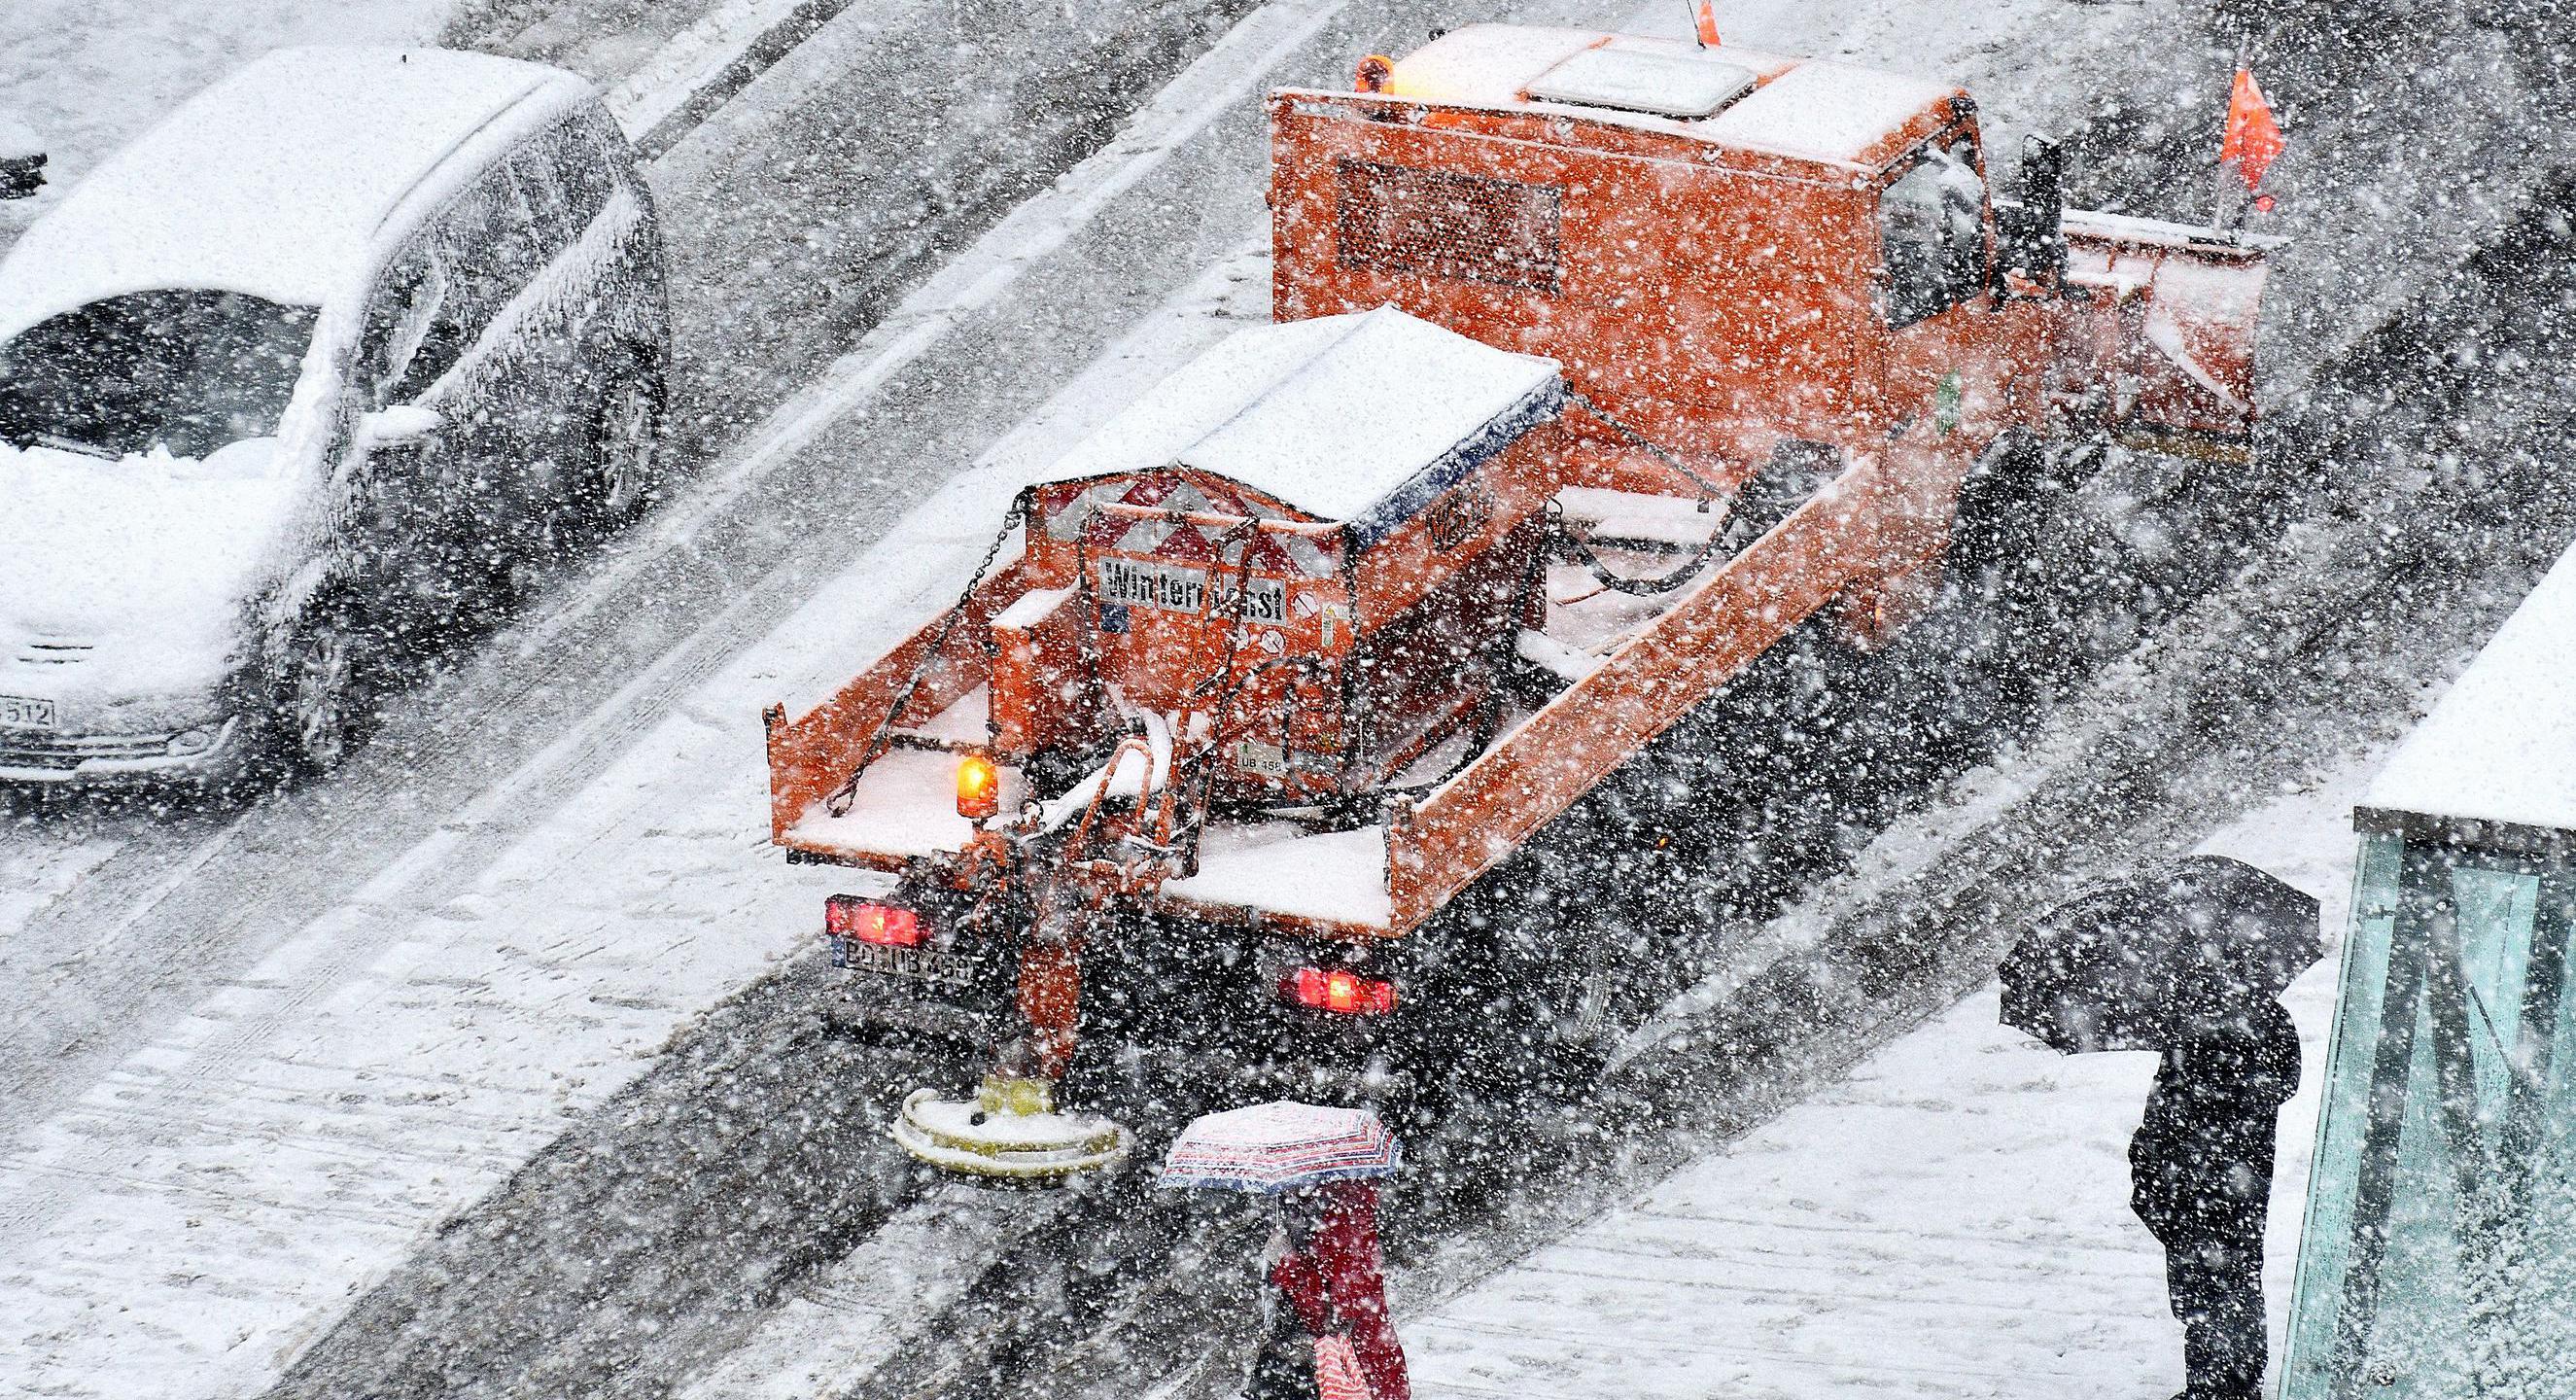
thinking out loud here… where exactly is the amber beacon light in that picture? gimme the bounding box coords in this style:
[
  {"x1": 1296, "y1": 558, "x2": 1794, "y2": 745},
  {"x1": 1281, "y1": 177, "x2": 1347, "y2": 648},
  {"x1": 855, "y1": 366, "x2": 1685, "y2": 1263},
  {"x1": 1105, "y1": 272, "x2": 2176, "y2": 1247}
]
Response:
[{"x1": 955, "y1": 752, "x2": 1001, "y2": 821}]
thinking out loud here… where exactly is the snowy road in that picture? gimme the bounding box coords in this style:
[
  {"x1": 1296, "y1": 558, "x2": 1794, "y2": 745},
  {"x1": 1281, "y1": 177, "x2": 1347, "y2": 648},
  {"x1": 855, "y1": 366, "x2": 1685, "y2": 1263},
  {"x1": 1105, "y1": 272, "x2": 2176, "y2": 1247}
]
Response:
[
  {"x1": 0, "y1": 0, "x2": 2568, "y2": 1396},
  {"x1": 1405, "y1": 779, "x2": 2376, "y2": 1400}
]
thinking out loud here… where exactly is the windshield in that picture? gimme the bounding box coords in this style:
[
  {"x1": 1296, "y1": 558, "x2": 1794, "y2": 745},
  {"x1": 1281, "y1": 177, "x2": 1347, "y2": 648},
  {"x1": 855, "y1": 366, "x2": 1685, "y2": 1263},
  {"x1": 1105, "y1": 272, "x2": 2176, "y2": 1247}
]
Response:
[{"x1": 0, "y1": 290, "x2": 318, "y2": 460}]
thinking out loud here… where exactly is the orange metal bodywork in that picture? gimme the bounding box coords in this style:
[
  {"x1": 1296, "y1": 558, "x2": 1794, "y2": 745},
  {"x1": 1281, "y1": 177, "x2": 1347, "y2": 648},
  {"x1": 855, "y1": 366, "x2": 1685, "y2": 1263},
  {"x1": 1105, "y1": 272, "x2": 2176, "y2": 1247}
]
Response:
[{"x1": 769, "y1": 26, "x2": 2278, "y2": 948}]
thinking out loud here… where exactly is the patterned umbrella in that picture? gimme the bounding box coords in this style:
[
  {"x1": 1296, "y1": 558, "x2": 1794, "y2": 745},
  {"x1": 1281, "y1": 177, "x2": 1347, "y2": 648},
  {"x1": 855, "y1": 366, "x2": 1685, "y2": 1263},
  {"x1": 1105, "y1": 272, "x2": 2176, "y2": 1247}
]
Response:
[{"x1": 1158, "y1": 1100, "x2": 1400, "y2": 1192}]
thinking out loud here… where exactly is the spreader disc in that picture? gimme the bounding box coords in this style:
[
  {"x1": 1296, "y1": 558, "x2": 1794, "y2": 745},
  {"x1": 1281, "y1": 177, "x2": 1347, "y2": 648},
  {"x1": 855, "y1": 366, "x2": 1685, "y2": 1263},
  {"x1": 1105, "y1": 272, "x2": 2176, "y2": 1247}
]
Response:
[{"x1": 891, "y1": 1088, "x2": 1131, "y2": 1180}]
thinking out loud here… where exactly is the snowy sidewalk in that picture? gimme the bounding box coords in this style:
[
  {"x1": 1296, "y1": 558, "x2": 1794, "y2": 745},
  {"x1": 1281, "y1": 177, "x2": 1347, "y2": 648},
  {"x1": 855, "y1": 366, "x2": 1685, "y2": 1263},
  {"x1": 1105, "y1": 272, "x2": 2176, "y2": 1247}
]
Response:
[{"x1": 1405, "y1": 778, "x2": 2367, "y2": 1400}]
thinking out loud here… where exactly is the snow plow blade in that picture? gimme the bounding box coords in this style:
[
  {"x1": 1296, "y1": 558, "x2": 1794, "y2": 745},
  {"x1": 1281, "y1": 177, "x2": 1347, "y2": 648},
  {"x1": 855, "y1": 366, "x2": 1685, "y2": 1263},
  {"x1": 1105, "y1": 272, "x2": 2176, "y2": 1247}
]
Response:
[{"x1": 2056, "y1": 210, "x2": 2282, "y2": 462}]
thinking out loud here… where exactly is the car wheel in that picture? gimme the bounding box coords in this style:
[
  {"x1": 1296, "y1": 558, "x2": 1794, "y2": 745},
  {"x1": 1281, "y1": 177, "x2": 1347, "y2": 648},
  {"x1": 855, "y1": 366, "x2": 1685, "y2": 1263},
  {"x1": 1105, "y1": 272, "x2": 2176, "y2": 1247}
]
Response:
[
  {"x1": 583, "y1": 364, "x2": 665, "y2": 525},
  {"x1": 278, "y1": 611, "x2": 364, "y2": 776}
]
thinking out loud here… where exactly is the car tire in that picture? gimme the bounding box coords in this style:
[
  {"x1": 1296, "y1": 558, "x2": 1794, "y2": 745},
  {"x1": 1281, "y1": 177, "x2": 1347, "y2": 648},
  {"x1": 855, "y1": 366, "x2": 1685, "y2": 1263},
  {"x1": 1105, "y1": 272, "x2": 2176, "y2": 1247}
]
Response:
[
  {"x1": 580, "y1": 357, "x2": 667, "y2": 527},
  {"x1": 272, "y1": 608, "x2": 366, "y2": 778}
]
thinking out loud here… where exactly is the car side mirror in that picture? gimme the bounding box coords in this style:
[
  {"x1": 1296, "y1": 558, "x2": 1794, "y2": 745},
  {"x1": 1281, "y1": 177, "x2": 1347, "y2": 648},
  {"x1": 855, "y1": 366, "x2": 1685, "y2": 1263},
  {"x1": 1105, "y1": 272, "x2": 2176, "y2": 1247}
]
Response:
[
  {"x1": 1995, "y1": 134, "x2": 2068, "y2": 293},
  {"x1": 355, "y1": 403, "x2": 443, "y2": 450}
]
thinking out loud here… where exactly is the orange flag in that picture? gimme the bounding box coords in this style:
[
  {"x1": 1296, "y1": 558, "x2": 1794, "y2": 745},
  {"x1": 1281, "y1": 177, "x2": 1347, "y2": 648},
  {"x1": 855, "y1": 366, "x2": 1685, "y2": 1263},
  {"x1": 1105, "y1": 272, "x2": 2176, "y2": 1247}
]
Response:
[
  {"x1": 1691, "y1": 0, "x2": 1722, "y2": 48},
  {"x1": 2221, "y1": 63, "x2": 2285, "y2": 210}
]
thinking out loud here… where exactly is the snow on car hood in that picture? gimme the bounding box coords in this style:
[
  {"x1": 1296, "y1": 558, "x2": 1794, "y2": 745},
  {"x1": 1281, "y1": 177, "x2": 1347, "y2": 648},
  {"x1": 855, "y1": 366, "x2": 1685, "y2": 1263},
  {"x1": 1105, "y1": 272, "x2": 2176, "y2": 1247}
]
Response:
[{"x1": 0, "y1": 438, "x2": 303, "y2": 707}]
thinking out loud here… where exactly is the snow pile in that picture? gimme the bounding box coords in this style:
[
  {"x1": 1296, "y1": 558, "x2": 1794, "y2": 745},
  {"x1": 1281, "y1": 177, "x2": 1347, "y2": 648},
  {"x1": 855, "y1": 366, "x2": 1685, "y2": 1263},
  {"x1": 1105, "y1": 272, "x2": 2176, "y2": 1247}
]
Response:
[
  {"x1": 0, "y1": 1, "x2": 456, "y2": 245},
  {"x1": 1705, "y1": 58, "x2": 1962, "y2": 166},
  {"x1": 0, "y1": 440, "x2": 299, "y2": 703},
  {"x1": 0, "y1": 112, "x2": 39, "y2": 163}
]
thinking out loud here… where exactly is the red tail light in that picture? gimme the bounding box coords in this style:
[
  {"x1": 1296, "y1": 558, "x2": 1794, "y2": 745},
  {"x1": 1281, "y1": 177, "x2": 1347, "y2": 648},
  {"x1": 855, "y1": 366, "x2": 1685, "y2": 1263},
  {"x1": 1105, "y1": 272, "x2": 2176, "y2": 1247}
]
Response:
[
  {"x1": 825, "y1": 895, "x2": 922, "y2": 947},
  {"x1": 1284, "y1": 965, "x2": 1396, "y2": 1016}
]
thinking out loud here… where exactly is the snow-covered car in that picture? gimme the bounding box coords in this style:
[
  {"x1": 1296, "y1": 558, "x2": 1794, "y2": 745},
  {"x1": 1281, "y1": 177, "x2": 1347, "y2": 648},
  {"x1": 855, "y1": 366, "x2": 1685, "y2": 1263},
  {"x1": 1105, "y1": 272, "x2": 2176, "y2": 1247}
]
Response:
[{"x1": 0, "y1": 47, "x2": 670, "y2": 784}]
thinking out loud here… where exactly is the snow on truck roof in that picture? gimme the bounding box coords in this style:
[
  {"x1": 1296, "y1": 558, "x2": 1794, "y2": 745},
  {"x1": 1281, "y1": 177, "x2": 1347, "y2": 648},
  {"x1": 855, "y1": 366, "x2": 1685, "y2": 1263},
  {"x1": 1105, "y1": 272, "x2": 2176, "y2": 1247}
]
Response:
[
  {"x1": 2367, "y1": 540, "x2": 2576, "y2": 836},
  {"x1": 1375, "y1": 25, "x2": 1963, "y2": 169},
  {"x1": 0, "y1": 48, "x2": 590, "y2": 337},
  {"x1": 1030, "y1": 306, "x2": 1562, "y2": 539}
]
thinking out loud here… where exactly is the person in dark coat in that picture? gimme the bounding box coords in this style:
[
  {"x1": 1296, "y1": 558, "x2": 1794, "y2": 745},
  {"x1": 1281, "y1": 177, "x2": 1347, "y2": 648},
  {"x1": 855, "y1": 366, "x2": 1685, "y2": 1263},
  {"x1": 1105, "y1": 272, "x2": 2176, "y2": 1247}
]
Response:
[{"x1": 2130, "y1": 994, "x2": 2301, "y2": 1400}]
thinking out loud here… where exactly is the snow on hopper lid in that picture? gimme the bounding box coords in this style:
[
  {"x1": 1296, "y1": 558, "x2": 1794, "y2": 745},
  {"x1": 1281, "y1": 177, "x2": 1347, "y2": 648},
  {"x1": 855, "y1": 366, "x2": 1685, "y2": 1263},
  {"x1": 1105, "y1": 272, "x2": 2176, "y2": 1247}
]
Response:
[
  {"x1": 2366, "y1": 540, "x2": 2576, "y2": 835},
  {"x1": 1027, "y1": 306, "x2": 1562, "y2": 545}
]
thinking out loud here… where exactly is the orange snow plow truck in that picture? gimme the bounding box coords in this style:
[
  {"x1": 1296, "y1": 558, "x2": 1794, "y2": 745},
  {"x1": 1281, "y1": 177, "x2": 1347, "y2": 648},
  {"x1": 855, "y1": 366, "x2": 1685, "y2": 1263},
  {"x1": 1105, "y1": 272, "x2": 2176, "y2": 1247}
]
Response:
[{"x1": 764, "y1": 25, "x2": 2278, "y2": 1177}]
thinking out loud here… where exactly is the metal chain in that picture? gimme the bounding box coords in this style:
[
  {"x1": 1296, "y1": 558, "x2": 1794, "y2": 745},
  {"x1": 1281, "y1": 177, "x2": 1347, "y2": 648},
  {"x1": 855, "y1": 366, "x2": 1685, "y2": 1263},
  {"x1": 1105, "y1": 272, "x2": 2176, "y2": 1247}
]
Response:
[
  {"x1": 823, "y1": 504, "x2": 1022, "y2": 818},
  {"x1": 1564, "y1": 389, "x2": 1730, "y2": 501}
]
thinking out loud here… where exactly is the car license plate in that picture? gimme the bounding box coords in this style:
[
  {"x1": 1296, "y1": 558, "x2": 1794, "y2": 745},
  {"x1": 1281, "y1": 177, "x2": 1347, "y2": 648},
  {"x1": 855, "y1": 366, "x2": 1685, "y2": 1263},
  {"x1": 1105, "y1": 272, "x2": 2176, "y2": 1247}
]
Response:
[
  {"x1": 0, "y1": 695, "x2": 56, "y2": 730},
  {"x1": 831, "y1": 935, "x2": 985, "y2": 990}
]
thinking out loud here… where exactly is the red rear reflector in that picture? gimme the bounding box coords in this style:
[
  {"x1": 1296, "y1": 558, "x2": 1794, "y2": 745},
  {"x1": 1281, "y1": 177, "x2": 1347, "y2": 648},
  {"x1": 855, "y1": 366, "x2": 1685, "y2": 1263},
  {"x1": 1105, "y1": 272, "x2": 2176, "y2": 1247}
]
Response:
[
  {"x1": 1284, "y1": 965, "x2": 1395, "y2": 1016},
  {"x1": 825, "y1": 895, "x2": 922, "y2": 947}
]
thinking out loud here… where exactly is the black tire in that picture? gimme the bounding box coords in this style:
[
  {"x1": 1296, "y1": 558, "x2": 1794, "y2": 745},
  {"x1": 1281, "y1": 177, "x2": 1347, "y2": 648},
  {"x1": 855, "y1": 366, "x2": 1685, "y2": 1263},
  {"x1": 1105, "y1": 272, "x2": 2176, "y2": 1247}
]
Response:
[
  {"x1": 267, "y1": 606, "x2": 368, "y2": 779},
  {"x1": 1419, "y1": 876, "x2": 1624, "y2": 1111},
  {"x1": 578, "y1": 355, "x2": 668, "y2": 527}
]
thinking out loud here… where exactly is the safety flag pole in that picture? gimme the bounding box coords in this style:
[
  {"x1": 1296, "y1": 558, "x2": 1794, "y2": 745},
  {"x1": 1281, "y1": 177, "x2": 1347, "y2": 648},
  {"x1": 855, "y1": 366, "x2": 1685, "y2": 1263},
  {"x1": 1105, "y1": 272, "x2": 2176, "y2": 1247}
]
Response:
[
  {"x1": 1689, "y1": 0, "x2": 1721, "y2": 49},
  {"x1": 2219, "y1": 40, "x2": 2286, "y2": 227}
]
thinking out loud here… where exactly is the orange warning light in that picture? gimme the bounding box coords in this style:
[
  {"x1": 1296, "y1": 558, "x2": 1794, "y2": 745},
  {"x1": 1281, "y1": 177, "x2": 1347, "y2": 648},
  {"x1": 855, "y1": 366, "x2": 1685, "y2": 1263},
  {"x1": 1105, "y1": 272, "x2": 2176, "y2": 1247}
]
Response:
[
  {"x1": 1355, "y1": 53, "x2": 1395, "y2": 93},
  {"x1": 956, "y1": 752, "x2": 1001, "y2": 821}
]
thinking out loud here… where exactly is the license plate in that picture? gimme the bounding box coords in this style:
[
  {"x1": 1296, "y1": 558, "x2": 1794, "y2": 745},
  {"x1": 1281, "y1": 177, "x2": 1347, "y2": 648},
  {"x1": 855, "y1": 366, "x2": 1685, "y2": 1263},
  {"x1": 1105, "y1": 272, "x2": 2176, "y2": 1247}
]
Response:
[
  {"x1": 0, "y1": 695, "x2": 55, "y2": 730},
  {"x1": 831, "y1": 935, "x2": 986, "y2": 990}
]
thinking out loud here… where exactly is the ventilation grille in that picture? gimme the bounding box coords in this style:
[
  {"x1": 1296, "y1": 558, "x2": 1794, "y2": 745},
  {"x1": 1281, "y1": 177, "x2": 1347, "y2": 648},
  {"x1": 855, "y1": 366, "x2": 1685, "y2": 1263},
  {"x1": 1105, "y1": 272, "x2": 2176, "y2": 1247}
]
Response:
[{"x1": 1333, "y1": 158, "x2": 1562, "y2": 295}]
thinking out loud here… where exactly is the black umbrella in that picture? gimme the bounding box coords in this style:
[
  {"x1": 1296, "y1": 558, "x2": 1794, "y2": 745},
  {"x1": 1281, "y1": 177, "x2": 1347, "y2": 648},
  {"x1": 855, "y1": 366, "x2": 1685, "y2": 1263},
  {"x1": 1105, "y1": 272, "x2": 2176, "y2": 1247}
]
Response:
[{"x1": 2000, "y1": 855, "x2": 2324, "y2": 1053}]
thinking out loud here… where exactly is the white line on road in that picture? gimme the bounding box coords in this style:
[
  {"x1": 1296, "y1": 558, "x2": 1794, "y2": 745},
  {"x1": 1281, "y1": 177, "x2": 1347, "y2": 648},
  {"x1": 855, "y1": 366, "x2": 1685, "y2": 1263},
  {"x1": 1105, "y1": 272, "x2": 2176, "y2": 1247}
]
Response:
[
  {"x1": 604, "y1": 0, "x2": 826, "y2": 137},
  {"x1": 514, "y1": 0, "x2": 1350, "y2": 662}
]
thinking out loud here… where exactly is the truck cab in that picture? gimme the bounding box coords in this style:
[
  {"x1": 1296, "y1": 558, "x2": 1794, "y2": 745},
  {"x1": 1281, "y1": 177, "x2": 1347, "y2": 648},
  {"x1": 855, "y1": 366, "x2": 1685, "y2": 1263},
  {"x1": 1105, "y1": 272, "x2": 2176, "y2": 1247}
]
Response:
[{"x1": 1271, "y1": 26, "x2": 2273, "y2": 500}]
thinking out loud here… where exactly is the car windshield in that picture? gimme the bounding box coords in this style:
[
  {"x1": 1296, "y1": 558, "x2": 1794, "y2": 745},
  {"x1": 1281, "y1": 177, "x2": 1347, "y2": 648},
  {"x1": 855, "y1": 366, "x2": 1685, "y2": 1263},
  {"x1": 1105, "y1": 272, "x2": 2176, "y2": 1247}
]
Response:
[{"x1": 0, "y1": 290, "x2": 318, "y2": 460}]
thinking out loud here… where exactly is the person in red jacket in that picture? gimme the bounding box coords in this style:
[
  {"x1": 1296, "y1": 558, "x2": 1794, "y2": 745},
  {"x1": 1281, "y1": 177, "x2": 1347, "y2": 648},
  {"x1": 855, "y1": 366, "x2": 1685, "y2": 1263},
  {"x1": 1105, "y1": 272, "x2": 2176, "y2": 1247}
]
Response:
[{"x1": 1248, "y1": 1179, "x2": 1410, "y2": 1400}]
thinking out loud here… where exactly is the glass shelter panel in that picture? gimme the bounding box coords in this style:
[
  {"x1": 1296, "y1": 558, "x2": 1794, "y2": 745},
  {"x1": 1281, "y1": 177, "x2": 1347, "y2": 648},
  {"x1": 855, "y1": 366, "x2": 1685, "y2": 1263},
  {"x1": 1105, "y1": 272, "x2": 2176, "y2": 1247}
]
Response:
[{"x1": 2281, "y1": 835, "x2": 2576, "y2": 1399}]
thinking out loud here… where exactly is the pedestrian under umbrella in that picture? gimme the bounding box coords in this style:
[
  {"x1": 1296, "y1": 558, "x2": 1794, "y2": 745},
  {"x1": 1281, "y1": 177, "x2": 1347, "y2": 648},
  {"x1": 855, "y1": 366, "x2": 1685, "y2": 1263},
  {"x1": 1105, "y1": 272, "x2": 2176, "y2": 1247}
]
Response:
[
  {"x1": 2000, "y1": 856, "x2": 2320, "y2": 1400},
  {"x1": 1161, "y1": 1101, "x2": 1410, "y2": 1400}
]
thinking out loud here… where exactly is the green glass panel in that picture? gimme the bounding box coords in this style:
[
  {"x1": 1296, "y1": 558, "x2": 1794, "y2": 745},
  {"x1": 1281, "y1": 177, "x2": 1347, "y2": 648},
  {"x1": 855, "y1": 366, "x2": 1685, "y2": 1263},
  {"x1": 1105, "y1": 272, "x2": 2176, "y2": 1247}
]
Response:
[
  {"x1": 2361, "y1": 992, "x2": 2474, "y2": 1395},
  {"x1": 2451, "y1": 867, "x2": 2537, "y2": 1132},
  {"x1": 2282, "y1": 831, "x2": 2403, "y2": 1399},
  {"x1": 2282, "y1": 836, "x2": 2576, "y2": 1399}
]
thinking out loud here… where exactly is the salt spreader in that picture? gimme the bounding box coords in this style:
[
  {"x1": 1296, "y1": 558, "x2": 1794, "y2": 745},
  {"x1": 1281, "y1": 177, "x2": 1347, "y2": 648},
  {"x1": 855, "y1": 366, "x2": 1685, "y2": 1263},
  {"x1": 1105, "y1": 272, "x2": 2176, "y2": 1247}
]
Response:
[{"x1": 763, "y1": 24, "x2": 2280, "y2": 1177}]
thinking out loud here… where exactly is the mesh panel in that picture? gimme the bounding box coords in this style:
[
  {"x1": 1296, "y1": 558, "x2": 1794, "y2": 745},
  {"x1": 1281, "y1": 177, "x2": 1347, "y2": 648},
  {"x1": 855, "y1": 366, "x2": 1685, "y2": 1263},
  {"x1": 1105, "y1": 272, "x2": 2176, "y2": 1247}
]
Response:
[{"x1": 1333, "y1": 158, "x2": 1562, "y2": 294}]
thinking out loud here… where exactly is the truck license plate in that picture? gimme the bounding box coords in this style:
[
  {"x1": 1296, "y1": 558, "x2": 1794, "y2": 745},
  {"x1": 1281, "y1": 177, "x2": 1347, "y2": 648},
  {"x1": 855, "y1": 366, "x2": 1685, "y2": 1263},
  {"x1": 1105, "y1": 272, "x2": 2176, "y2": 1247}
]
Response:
[
  {"x1": 0, "y1": 695, "x2": 55, "y2": 730},
  {"x1": 832, "y1": 936, "x2": 984, "y2": 990}
]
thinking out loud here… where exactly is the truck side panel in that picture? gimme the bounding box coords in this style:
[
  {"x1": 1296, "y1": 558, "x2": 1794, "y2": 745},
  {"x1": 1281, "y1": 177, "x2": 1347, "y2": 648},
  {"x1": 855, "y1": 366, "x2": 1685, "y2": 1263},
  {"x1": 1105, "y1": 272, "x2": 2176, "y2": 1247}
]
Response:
[
  {"x1": 764, "y1": 564, "x2": 1030, "y2": 848},
  {"x1": 1384, "y1": 442, "x2": 1955, "y2": 928},
  {"x1": 1270, "y1": 93, "x2": 1887, "y2": 470}
]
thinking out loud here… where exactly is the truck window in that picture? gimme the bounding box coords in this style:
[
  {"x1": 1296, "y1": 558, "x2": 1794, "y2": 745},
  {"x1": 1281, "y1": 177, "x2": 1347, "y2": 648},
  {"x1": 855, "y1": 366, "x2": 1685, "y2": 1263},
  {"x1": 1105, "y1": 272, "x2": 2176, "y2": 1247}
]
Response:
[{"x1": 1879, "y1": 138, "x2": 1988, "y2": 328}]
